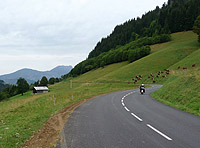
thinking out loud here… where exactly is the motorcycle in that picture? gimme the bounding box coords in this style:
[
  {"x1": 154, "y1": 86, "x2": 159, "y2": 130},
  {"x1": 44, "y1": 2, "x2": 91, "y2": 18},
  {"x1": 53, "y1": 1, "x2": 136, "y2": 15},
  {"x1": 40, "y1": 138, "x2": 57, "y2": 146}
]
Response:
[{"x1": 140, "y1": 89, "x2": 145, "y2": 95}]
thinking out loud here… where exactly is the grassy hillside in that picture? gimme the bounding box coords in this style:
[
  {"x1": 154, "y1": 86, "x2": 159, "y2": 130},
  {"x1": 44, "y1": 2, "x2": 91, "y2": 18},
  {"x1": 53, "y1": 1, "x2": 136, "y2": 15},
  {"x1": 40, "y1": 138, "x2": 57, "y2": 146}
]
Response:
[
  {"x1": 83, "y1": 31, "x2": 199, "y2": 84},
  {"x1": 152, "y1": 48, "x2": 200, "y2": 116},
  {"x1": 0, "y1": 65, "x2": 135, "y2": 148},
  {"x1": 151, "y1": 32, "x2": 200, "y2": 116},
  {"x1": 0, "y1": 31, "x2": 199, "y2": 147}
]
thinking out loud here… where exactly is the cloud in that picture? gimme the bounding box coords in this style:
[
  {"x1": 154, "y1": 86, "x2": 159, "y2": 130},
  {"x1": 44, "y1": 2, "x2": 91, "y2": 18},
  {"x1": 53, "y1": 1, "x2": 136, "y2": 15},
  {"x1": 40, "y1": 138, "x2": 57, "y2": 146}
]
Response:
[{"x1": 0, "y1": 0, "x2": 167, "y2": 75}]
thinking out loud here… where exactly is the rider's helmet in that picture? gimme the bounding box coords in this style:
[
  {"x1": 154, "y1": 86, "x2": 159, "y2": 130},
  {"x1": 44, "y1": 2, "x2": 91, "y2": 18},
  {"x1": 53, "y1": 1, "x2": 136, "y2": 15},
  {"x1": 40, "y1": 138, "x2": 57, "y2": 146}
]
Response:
[{"x1": 141, "y1": 84, "x2": 144, "y2": 86}]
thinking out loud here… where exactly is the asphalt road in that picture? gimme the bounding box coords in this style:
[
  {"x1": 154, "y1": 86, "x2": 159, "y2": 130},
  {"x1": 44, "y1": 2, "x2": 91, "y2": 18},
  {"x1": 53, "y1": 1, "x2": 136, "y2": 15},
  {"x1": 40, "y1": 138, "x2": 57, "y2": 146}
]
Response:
[{"x1": 57, "y1": 85, "x2": 200, "y2": 148}]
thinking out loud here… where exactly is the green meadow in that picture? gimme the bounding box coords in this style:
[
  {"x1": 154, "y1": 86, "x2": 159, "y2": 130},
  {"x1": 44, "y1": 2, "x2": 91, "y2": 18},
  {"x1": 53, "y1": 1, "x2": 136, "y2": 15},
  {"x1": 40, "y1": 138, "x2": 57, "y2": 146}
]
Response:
[
  {"x1": 0, "y1": 74, "x2": 135, "y2": 148},
  {"x1": 152, "y1": 48, "x2": 200, "y2": 116},
  {"x1": 0, "y1": 31, "x2": 200, "y2": 147}
]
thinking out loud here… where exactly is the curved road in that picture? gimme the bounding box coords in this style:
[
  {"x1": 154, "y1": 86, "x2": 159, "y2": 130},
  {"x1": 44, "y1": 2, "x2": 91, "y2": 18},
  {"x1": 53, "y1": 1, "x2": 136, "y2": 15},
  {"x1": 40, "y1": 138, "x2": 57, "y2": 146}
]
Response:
[{"x1": 57, "y1": 85, "x2": 200, "y2": 148}]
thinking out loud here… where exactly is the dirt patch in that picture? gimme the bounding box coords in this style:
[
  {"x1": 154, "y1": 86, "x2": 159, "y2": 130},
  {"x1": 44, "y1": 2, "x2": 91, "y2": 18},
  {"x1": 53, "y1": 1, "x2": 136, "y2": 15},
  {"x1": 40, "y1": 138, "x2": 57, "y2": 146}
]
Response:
[{"x1": 23, "y1": 95, "x2": 97, "y2": 148}]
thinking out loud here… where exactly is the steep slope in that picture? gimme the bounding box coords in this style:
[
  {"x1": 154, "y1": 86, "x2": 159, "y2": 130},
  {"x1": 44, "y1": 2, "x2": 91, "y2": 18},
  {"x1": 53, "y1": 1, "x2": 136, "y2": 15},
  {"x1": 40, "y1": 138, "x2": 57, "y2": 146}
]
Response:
[
  {"x1": 152, "y1": 48, "x2": 200, "y2": 115},
  {"x1": 74, "y1": 31, "x2": 200, "y2": 116},
  {"x1": 0, "y1": 65, "x2": 72, "y2": 84},
  {"x1": 88, "y1": 0, "x2": 200, "y2": 59},
  {"x1": 74, "y1": 31, "x2": 199, "y2": 85}
]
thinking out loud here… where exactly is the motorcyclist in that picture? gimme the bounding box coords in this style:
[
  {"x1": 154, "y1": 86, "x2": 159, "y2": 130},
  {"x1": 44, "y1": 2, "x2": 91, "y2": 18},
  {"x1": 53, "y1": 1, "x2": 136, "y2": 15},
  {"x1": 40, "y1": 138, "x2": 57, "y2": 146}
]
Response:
[{"x1": 140, "y1": 84, "x2": 145, "y2": 93}]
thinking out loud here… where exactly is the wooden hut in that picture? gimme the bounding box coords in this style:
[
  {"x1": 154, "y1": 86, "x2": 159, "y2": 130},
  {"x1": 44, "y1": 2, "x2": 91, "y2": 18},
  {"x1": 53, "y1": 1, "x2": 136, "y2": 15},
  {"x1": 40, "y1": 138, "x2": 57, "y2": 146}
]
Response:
[{"x1": 33, "y1": 86, "x2": 48, "y2": 94}]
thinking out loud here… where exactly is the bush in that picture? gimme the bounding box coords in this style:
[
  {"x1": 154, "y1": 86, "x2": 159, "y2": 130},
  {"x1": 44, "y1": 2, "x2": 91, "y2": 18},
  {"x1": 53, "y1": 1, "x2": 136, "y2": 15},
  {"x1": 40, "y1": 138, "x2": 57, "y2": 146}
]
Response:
[
  {"x1": 49, "y1": 77, "x2": 56, "y2": 85},
  {"x1": 128, "y1": 46, "x2": 151, "y2": 63},
  {"x1": 0, "y1": 92, "x2": 8, "y2": 101}
]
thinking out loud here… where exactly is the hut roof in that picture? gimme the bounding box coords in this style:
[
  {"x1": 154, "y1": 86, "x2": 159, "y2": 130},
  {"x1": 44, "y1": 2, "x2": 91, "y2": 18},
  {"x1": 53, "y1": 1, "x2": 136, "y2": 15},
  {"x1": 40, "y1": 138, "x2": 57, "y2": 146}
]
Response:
[{"x1": 33, "y1": 86, "x2": 48, "y2": 91}]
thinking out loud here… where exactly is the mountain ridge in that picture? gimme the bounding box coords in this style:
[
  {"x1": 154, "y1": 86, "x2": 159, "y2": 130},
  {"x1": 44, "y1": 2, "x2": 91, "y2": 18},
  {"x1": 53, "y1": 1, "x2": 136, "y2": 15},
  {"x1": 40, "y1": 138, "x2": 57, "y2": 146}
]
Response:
[{"x1": 0, "y1": 65, "x2": 73, "y2": 84}]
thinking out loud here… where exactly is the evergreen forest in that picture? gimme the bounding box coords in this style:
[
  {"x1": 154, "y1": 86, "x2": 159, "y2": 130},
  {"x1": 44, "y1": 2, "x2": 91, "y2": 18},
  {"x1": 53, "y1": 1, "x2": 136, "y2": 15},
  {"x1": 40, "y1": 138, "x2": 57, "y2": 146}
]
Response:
[{"x1": 67, "y1": 0, "x2": 200, "y2": 77}]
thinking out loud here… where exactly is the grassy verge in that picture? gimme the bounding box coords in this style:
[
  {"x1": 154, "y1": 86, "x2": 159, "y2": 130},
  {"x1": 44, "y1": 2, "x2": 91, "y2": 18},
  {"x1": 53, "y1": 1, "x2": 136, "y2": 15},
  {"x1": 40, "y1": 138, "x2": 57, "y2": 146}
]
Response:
[
  {"x1": 0, "y1": 76, "x2": 136, "y2": 148},
  {"x1": 152, "y1": 74, "x2": 200, "y2": 116},
  {"x1": 152, "y1": 48, "x2": 200, "y2": 116}
]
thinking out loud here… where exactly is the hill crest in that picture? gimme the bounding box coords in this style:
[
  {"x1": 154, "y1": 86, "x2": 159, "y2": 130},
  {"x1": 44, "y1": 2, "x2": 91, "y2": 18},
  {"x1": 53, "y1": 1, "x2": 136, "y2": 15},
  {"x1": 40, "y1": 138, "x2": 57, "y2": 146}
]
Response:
[{"x1": 0, "y1": 65, "x2": 72, "y2": 84}]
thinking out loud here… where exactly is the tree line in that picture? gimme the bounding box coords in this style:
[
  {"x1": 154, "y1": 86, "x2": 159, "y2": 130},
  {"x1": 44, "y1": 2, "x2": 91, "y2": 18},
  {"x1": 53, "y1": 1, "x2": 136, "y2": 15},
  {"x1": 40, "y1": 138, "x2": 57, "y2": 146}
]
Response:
[
  {"x1": 66, "y1": 0, "x2": 200, "y2": 78},
  {"x1": 88, "y1": 0, "x2": 200, "y2": 59},
  {"x1": 0, "y1": 80, "x2": 10, "y2": 92},
  {"x1": 65, "y1": 34, "x2": 171, "y2": 77},
  {"x1": 0, "y1": 76, "x2": 61, "y2": 101}
]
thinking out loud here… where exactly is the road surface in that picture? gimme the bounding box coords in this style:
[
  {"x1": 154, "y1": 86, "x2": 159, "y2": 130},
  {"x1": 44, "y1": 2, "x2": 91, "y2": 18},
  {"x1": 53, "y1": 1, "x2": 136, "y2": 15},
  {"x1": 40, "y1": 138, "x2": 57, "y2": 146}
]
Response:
[{"x1": 57, "y1": 85, "x2": 200, "y2": 148}]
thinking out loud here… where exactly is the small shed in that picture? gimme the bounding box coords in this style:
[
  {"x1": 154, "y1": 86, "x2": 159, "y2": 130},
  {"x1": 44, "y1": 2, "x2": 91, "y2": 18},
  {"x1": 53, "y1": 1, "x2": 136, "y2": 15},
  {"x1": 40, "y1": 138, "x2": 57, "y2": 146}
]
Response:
[{"x1": 33, "y1": 86, "x2": 49, "y2": 94}]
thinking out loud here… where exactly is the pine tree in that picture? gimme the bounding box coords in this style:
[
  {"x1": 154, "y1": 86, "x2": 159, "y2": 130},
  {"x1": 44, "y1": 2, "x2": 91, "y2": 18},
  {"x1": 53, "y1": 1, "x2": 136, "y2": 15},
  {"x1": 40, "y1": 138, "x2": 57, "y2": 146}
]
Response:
[
  {"x1": 40, "y1": 76, "x2": 48, "y2": 86},
  {"x1": 17, "y1": 78, "x2": 29, "y2": 95}
]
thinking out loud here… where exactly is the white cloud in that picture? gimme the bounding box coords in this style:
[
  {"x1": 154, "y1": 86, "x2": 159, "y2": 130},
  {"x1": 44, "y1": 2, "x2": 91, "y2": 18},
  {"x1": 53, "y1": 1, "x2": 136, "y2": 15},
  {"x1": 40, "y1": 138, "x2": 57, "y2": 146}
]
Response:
[{"x1": 0, "y1": 0, "x2": 167, "y2": 75}]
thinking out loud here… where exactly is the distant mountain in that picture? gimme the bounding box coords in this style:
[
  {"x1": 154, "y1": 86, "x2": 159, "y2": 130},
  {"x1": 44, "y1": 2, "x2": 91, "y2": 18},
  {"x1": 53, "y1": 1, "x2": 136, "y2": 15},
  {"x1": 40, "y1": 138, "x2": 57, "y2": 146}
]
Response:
[
  {"x1": 0, "y1": 80, "x2": 10, "y2": 91},
  {"x1": 0, "y1": 65, "x2": 73, "y2": 84}
]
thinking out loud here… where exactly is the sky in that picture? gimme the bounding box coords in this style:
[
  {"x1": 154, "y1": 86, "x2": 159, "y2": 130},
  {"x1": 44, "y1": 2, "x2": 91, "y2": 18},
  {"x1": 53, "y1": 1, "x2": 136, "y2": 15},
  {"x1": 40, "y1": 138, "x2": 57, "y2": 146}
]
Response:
[{"x1": 0, "y1": 0, "x2": 167, "y2": 75}]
